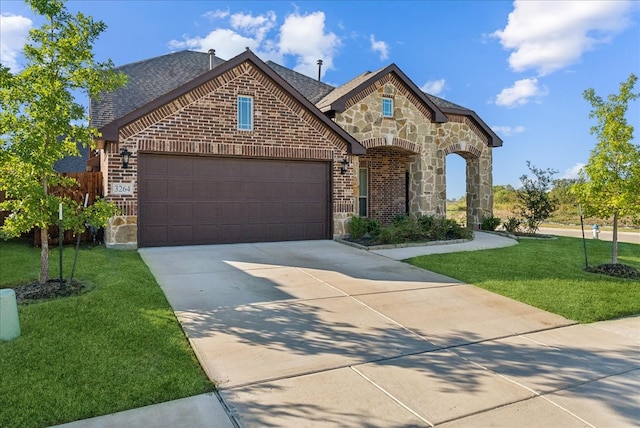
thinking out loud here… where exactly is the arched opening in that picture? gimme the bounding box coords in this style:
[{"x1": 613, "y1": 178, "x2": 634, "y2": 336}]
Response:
[
  {"x1": 445, "y1": 153, "x2": 467, "y2": 226},
  {"x1": 444, "y1": 148, "x2": 482, "y2": 229}
]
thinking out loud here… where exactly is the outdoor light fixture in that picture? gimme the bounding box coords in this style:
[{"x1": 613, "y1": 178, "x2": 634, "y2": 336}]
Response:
[
  {"x1": 340, "y1": 158, "x2": 349, "y2": 175},
  {"x1": 120, "y1": 147, "x2": 132, "y2": 169}
]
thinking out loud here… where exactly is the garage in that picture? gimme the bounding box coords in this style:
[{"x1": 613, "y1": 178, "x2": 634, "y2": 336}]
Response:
[{"x1": 138, "y1": 154, "x2": 330, "y2": 247}]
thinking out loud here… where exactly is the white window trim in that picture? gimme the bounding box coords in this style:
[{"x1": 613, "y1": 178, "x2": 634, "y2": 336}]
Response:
[
  {"x1": 382, "y1": 97, "x2": 393, "y2": 118},
  {"x1": 237, "y1": 95, "x2": 253, "y2": 131}
]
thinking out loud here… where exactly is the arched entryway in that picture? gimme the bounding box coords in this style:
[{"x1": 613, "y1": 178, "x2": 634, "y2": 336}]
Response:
[
  {"x1": 357, "y1": 137, "x2": 421, "y2": 225},
  {"x1": 442, "y1": 141, "x2": 486, "y2": 229}
]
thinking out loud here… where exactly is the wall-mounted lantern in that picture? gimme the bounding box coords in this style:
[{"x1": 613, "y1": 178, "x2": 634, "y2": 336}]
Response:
[
  {"x1": 340, "y1": 158, "x2": 349, "y2": 175},
  {"x1": 120, "y1": 148, "x2": 132, "y2": 169}
]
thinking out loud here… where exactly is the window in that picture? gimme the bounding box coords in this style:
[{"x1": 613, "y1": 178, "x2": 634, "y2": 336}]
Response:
[
  {"x1": 358, "y1": 167, "x2": 368, "y2": 217},
  {"x1": 382, "y1": 97, "x2": 393, "y2": 117},
  {"x1": 237, "y1": 96, "x2": 253, "y2": 130}
]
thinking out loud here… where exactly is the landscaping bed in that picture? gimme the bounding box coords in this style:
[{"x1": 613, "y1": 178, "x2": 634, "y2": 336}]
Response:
[{"x1": 346, "y1": 214, "x2": 473, "y2": 247}]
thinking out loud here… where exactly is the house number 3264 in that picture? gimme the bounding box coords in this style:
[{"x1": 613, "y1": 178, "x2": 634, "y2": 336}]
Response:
[{"x1": 111, "y1": 182, "x2": 134, "y2": 195}]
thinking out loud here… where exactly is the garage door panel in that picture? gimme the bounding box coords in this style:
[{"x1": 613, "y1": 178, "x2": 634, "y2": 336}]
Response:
[
  {"x1": 168, "y1": 225, "x2": 193, "y2": 245},
  {"x1": 139, "y1": 226, "x2": 167, "y2": 246},
  {"x1": 140, "y1": 203, "x2": 168, "y2": 225},
  {"x1": 168, "y1": 204, "x2": 193, "y2": 224},
  {"x1": 168, "y1": 180, "x2": 194, "y2": 198},
  {"x1": 139, "y1": 154, "x2": 329, "y2": 247},
  {"x1": 168, "y1": 157, "x2": 194, "y2": 176},
  {"x1": 194, "y1": 203, "x2": 217, "y2": 221},
  {"x1": 194, "y1": 181, "x2": 217, "y2": 199},
  {"x1": 143, "y1": 180, "x2": 169, "y2": 199}
]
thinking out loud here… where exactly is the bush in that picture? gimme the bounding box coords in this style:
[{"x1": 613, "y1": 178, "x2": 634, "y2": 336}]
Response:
[
  {"x1": 375, "y1": 214, "x2": 472, "y2": 244},
  {"x1": 348, "y1": 216, "x2": 381, "y2": 239},
  {"x1": 481, "y1": 216, "x2": 502, "y2": 231},
  {"x1": 503, "y1": 217, "x2": 522, "y2": 234}
]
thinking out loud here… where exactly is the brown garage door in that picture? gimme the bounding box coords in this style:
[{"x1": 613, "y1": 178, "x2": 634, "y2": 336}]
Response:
[{"x1": 138, "y1": 154, "x2": 330, "y2": 247}]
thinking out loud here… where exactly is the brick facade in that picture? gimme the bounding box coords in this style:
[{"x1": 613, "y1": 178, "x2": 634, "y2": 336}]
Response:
[
  {"x1": 100, "y1": 52, "x2": 498, "y2": 247},
  {"x1": 103, "y1": 60, "x2": 355, "y2": 248}
]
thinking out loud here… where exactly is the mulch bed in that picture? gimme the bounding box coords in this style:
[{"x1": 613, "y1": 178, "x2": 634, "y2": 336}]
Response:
[
  {"x1": 13, "y1": 279, "x2": 88, "y2": 304},
  {"x1": 586, "y1": 264, "x2": 640, "y2": 280}
]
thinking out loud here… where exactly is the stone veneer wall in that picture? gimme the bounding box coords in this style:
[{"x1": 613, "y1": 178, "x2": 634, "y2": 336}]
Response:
[
  {"x1": 333, "y1": 75, "x2": 493, "y2": 229},
  {"x1": 103, "y1": 60, "x2": 356, "y2": 248}
]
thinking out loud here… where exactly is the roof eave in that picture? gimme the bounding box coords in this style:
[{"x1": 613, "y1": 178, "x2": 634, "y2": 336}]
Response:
[
  {"x1": 325, "y1": 64, "x2": 448, "y2": 124},
  {"x1": 442, "y1": 107, "x2": 503, "y2": 148}
]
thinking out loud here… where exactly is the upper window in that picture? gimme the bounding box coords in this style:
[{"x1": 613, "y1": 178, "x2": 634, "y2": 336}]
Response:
[
  {"x1": 382, "y1": 97, "x2": 393, "y2": 117},
  {"x1": 237, "y1": 96, "x2": 253, "y2": 131}
]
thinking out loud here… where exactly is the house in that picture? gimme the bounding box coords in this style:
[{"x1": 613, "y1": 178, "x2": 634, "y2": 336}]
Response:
[{"x1": 91, "y1": 49, "x2": 502, "y2": 249}]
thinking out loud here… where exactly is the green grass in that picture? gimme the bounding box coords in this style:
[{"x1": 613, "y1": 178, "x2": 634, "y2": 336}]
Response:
[
  {"x1": 0, "y1": 239, "x2": 214, "y2": 428},
  {"x1": 408, "y1": 236, "x2": 640, "y2": 323}
]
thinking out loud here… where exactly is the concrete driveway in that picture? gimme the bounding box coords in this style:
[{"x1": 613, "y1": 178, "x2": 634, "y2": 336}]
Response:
[{"x1": 139, "y1": 240, "x2": 639, "y2": 427}]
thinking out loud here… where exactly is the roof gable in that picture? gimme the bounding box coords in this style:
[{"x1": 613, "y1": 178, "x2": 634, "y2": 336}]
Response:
[
  {"x1": 316, "y1": 64, "x2": 449, "y2": 123},
  {"x1": 99, "y1": 50, "x2": 365, "y2": 154}
]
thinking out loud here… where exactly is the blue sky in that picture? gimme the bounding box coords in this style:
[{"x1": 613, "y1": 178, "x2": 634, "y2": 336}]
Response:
[{"x1": 2, "y1": 0, "x2": 639, "y2": 199}]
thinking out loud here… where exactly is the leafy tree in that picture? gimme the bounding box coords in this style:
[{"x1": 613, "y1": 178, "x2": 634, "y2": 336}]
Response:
[
  {"x1": 572, "y1": 73, "x2": 640, "y2": 264},
  {"x1": 515, "y1": 161, "x2": 558, "y2": 233},
  {"x1": 0, "y1": 0, "x2": 126, "y2": 284},
  {"x1": 550, "y1": 179, "x2": 579, "y2": 206},
  {"x1": 493, "y1": 184, "x2": 518, "y2": 206}
]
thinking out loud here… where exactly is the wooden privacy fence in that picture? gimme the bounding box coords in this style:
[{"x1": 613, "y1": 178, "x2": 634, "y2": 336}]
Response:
[
  {"x1": 33, "y1": 171, "x2": 104, "y2": 245},
  {"x1": 0, "y1": 172, "x2": 106, "y2": 245}
]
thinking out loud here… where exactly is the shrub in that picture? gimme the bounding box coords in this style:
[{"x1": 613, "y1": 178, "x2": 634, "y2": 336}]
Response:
[
  {"x1": 481, "y1": 216, "x2": 502, "y2": 231},
  {"x1": 503, "y1": 217, "x2": 522, "y2": 234},
  {"x1": 348, "y1": 216, "x2": 368, "y2": 239},
  {"x1": 515, "y1": 161, "x2": 559, "y2": 233},
  {"x1": 348, "y1": 216, "x2": 382, "y2": 239}
]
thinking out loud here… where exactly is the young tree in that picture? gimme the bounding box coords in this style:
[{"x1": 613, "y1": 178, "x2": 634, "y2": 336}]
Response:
[
  {"x1": 572, "y1": 73, "x2": 640, "y2": 264},
  {"x1": 0, "y1": 0, "x2": 126, "y2": 284},
  {"x1": 515, "y1": 161, "x2": 558, "y2": 233}
]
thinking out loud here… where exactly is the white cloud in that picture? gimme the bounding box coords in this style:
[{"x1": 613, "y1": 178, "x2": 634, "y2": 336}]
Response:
[
  {"x1": 369, "y1": 34, "x2": 389, "y2": 60},
  {"x1": 278, "y1": 11, "x2": 340, "y2": 78},
  {"x1": 420, "y1": 79, "x2": 446, "y2": 96},
  {"x1": 492, "y1": 125, "x2": 525, "y2": 136},
  {"x1": 560, "y1": 163, "x2": 585, "y2": 179},
  {"x1": 203, "y1": 9, "x2": 230, "y2": 21},
  {"x1": 168, "y1": 28, "x2": 260, "y2": 60},
  {"x1": 0, "y1": 13, "x2": 33, "y2": 73},
  {"x1": 230, "y1": 11, "x2": 276, "y2": 42},
  {"x1": 169, "y1": 10, "x2": 340, "y2": 79},
  {"x1": 493, "y1": 0, "x2": 634, "y2": 75},
  {"x1": 495, "y1": 78, "x2": 548, "y2": 107}
]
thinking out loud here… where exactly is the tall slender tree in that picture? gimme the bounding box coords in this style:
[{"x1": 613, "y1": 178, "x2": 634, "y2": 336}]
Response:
[
  {"x1": 572, "y1": 73, "x2": 640, "y2": 264},
  {"x1": 0, "y1": 0, "x2": 126, "y2": 284}
]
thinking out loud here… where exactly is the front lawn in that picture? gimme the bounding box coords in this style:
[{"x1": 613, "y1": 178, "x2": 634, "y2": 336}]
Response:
[
  {"x1": 408, "y1": 236, "x2": 640, "y2": 323},
  {"x1": 0, "y1": 239, "x2": 213, "y2": 428}
]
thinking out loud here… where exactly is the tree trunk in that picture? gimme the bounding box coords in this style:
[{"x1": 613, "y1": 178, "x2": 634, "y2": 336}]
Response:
[
  {"x1": 612, "y1": 211, "x2": 618, "y2": 264},
  {"x1": 39, "y1": 226, "x2": 49, "y2": 284},
  {"x1": 39, "y1": 175, "x2": 49, "y2": 285}
]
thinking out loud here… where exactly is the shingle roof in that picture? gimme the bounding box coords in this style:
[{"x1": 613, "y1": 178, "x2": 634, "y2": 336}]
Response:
[
  {"x1": 266, "y1": 61, "x2": 335, "y2": 104},
  {"x1": 90, "y1": 50, "x2": 224, "y2": 128},
  {"x1": 316, "y1": 69, "x2": 385, "y2": 112},
  {"x1": 425, "y1": 93, "x2": 469, "y2": 111},
  {"x1": 91, "y1": 50, "x2": 500, "y2": 147}
]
